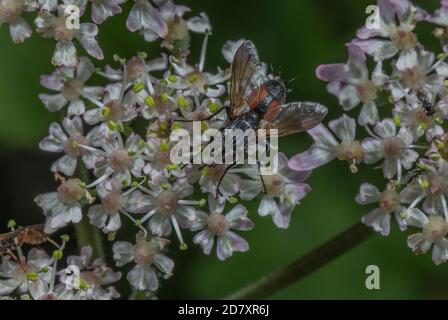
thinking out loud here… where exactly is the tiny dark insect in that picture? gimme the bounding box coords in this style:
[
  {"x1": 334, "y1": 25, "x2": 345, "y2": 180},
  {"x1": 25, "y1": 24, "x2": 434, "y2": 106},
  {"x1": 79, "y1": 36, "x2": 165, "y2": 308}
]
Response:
[
  {"x1": 0, "y1": 224, "x2": 48, "y2": 247},
  {"x1": 421, "y1": 98, "x2": 436, "y2": 116},
  {"x1": 402, "y1": 167, "x2": 425, "y2": 185}
]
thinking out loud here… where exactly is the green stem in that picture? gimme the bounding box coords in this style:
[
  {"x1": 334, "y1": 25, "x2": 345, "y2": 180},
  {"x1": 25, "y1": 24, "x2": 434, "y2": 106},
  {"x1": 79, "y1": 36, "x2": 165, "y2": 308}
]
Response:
[
  {"x1": 74, "y1": 217, "x2": 105, "y2": 259},
  {"x1": 74, "y1": 163, "x2": 105, "y2": 259},
  {"x1": 225, "y1": 222, "x2": 373, "y2": 300}
]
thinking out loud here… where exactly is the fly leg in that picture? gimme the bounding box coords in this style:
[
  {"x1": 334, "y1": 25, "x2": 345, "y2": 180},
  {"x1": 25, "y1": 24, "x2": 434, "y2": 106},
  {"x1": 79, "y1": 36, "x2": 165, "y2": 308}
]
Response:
[
  {"x1": 257, "y1": 160, "x2": 268, "y2": 194},
  {"x1": 172, "y1": 107, "x2": 228, "y2": 122}
]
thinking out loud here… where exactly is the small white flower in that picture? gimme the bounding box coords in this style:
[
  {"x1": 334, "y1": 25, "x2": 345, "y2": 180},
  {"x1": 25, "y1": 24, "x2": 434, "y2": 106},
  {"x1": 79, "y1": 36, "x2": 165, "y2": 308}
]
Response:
[
  {"x1": 192, "y1": 195, "x2": 253, "y2": 261},
  {"x1": 362, "y1": 118, "x2": 419, "y2": 179},
  {"x1": 113, "y1": 233, "x2": 173, "y2": 291}
]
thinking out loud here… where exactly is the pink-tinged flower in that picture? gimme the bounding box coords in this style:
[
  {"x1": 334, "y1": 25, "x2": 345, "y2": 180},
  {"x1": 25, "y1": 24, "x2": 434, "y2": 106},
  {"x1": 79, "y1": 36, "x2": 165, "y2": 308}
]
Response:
[
  {"x1": 176, "y1": 97, "x2": 227, "y2": 129},
  {"x1": 356, "y1": 183, "x2": 407, "y2": 235},
  {"x1": 362, "y1": 118, "x2": 418, "y2": 179},
  {"x1": 88, "y1": 179, "x2": 130, "y2": 233},
  {"x1": 316, "y1": 44, "x2": 386, "y2": 125},
  {"x1": 83, "y1": 82, "x2": 139, "y2": 127},
  {"x1": 140, "y1": 82, "x2": 178, "y2": 121},
  {"x1": 191, "y1": 195, "x2": 253, "y2": 261},
  {"x1": 289, "y1": 115, "x2": 364, "y2": 172},
  {"x1": 164, "y1": 33, "x2": 230, "y2": 98},
  {"x1": 89, "y1": 0, "x2": 126, "y2": 24},
  {"x1": 85, "y1": 132, "x2": 145, "y2": 186},
  {"x1": 353, "y1": 0, "x2": 422, "y2": 61},
  {"x1": 404, "y1": 209, "x2": 448, "y2": 265},
  {"x1": 35, "y1": 177, "x2": 88, "y2": 232},
  {"x1": 39, "y1": 117, "x2": 101, "y2": 176},
  {"x1": 36, "y1": 0, "x2": 58, "y2": 12},
  {"x1": 60, "y1": 246, "x2": 121, "y2": 300},
  {"x1": 140, "y1": 0, "x2": 211, "y2": 53},
  {"x1": 389, "y1": 48, "x2": 445, "y2": 101},
  {"x1": 99, "y1": 54, "x2": 167, "y2": 100},
  {"x1": 141, "y1": 137, "x2": 184, "y2": 182},
  {"x1": 427, "y1": 0, "x2": 448, "y2": 52},
  {"x1": 126, "y1": 0, "x2": 168, "y2": 37},
  {"x1": 112, "y1": 233, "x2": 173, "y2": 291},
  {"x1": 198, "y1": 164, "x2": 242, "y2": 199},
  {"x1": 0, "y1": 249, "x2": 53, "y2": 297},
  {"x1": 128, "y1": 178, "x2": 199, "y2": 246},
  {"x1": 0, "y1": 0, "x2": 33, "y2": 43},
  {"x1": 393, "y1": 97, "x2": 444, "y2": 141},
  {"x1": 241, "y1": 153, "x2": 311, "y2": 229},
  {"x1": 35, "y1": 4, "x2": 103, "y2": 67},
  {"x1": 39, "y1": 57, "x2": 103, "y2": 116}
]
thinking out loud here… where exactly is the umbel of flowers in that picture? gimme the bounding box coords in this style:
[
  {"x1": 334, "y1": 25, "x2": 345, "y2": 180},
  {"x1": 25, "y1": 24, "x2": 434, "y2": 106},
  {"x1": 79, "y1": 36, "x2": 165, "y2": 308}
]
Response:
[
  {"x1": 289, "y1": 0, "x2": 448, "y2": 265},
  {"x1": 0, "y1": 0, "x2": 316, "y2": 299}
]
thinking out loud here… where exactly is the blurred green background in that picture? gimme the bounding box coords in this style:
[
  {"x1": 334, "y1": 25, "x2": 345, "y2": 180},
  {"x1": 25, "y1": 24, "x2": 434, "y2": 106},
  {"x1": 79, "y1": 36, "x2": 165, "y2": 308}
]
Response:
[{"x1": 0, "y1": 0, "x2": 447, "y2": 299}]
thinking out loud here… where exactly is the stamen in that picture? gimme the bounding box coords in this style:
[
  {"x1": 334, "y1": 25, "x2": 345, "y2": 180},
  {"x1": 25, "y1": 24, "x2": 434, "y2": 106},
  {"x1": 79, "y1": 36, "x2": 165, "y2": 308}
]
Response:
[
  {"x1": 199, "y1": 33, "x2": 209, "y2": 72},
  {"x1": 170, "y1": 216, "x2": 186, "y2": 248},
  {"x1": 364, "y1": 125, "x2": 381, "y2": 140},
  {"x1": 120, "y1": 210, "x2": 147, "y2": 237},
  {"x1": 138, "y1": 185, "x2": 158, "y2": 198},
  {"x1": 140, "y1": 209, "x2": 156, "y2": 224},
  {"x1": 77, "y1": 144, "x2": 108, "y2": 157},
  {"x1": 397, "y1": 159, "x2": 402, "y2": 183},
  {"x1": 441, "y1": 195, "x2": 448, "y2": 221},
  {"x1": 409, "y1": 192, "x2": 426, "y2": 209},
  {"x1": 86, "y1": 170, "x2": 114, "y2": 189}
]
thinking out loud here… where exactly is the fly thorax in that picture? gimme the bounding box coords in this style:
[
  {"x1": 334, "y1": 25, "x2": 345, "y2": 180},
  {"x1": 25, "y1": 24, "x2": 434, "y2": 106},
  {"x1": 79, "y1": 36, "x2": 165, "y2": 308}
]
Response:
[{"x1": 423, "y1": 216, "x2": 448, "y2": 243}]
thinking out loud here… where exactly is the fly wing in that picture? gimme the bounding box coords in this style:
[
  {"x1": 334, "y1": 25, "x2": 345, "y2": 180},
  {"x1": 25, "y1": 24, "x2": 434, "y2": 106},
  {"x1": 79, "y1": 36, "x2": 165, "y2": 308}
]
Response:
[
  {"x1": 17, "y1": 224, "x2": 46, "y2": 246},
  {"x1": 0, "y1": 230, "x2": 19, "y2": 241},
  {"x1": 259, "y1": 101, "x2": 327, "y2": 138},
  {"x1": 230, "y1": 40, "x2": 268, "y2": 119}
]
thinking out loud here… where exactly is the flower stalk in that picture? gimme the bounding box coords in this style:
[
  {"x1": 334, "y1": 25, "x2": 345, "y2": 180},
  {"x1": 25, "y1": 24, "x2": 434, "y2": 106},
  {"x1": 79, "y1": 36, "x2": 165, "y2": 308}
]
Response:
[
  {"x1": 74, "y1": 162, "x2": 105, "y2": 259},
  {"x1": 225, "y1": 222, "x2": 373, "y2": 300}
]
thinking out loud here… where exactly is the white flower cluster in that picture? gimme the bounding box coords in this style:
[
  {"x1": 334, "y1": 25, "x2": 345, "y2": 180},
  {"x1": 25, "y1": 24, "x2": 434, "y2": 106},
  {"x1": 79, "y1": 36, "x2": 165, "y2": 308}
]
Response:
[
  {"x1": 1, "y1": 0, "x2": 317, "y2": 299},
  {"x1": 0, "y1": 0, "x2": 210, "y2": 66},
  {"x1": 290, "y1": 0, "x2": 448, "y2": 265},
  {"x1": 0, "y1": 230, "x2": 121, "y2": 300}
]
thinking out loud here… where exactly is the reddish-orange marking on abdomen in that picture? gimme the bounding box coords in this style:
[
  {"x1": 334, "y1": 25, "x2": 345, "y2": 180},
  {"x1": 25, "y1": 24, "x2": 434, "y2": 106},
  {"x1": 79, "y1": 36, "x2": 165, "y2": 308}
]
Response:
[
  {"x1": 247, "y1": 85, "x2": 268, "y2": 110},
  {"x1": 263, "y1": 100, "x2": 282, "y2": 121}
]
